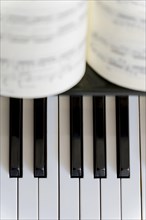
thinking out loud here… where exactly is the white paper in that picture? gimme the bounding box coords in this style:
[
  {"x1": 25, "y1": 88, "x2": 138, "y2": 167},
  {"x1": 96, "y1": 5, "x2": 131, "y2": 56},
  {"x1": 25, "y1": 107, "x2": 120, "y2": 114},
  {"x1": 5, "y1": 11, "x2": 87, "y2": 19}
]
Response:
[
  {"x1": 1, "y1": 1, "x2": 87, "y2": 98},
  {"x1": 87, "y1": 1, "x2": 146, "y2": 91}
]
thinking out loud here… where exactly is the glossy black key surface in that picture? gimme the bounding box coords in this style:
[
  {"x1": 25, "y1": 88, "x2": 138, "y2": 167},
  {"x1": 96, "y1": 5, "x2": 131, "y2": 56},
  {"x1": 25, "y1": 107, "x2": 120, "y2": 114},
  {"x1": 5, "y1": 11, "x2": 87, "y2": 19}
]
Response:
[
  {"x1": 34, "y1": 98, "x2": 47, "y2": 178},
  {"x1": 116, "y1": 96, "x2": 130, "y2": 178},
  {"x1": 93, "y1": 96, "x2": 106, "y2": 178},
  {"x1": 70, "y1": 96, "x2": 83, "y2": 178},
  {"x1": 9, "y1": 98, "x2": 23, "y2": 178}
]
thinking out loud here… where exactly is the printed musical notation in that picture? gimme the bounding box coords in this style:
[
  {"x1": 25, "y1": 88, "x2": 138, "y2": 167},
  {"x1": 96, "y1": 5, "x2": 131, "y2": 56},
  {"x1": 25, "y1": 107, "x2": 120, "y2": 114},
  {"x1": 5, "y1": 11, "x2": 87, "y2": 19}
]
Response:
[
  {"x1": 1, "y1": 38, "x2": 85, "y2": 87},
  {"x1": 89, "y1": 1, "x2": 145, "y2": 78},
  {"x1": 1, "y1": 2, "x2": 86, "y2": 43},
  {"x1": 96, "y1": 1, "x2": 145, "y2": 30},
  {"x1": 91, "y1": 32, "x2": 145, "y2": 77},
  {"x1": 1, "y1": 1, "x2": 87, "y2": 97}
]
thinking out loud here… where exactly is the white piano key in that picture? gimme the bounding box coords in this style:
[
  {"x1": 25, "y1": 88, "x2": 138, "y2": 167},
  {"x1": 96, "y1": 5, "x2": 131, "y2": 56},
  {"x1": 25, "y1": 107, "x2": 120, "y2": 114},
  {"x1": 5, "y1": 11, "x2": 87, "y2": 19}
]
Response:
[
  {"x1": 101, "y1": 96, "x2": 121, "y2": 220},
  {"x1": 80, "y1": 96, "x2": 100, "y2": 220},
  {"x1": 59, "y1": 96, "x2": 79, "y2": 220},
  {"x1": 19, "y1": 99, "x2": 38, "y2": 220},
  {"x1": 39, "y1": 96, "x2": 58, "y2": 219},
  {"x1": 0, "y1": 97, "x2": 17, "y2": 220},
  {"x1": 140, "y1": 96, "x2": 146, "y2": 220},
  {"x1": 121, "y1": 96, "x2": 141, "y2": 219}
]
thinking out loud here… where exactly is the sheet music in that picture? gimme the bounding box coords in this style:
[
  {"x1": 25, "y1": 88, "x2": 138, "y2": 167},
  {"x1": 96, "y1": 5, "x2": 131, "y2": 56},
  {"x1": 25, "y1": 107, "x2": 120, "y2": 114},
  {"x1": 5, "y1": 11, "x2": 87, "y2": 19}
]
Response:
[
  {"x1": 1, "y1": 1, "x2": 87, "y2": 98},
  {"x1": 87, "y1": 1, "x2": 146, "y2": 91}
]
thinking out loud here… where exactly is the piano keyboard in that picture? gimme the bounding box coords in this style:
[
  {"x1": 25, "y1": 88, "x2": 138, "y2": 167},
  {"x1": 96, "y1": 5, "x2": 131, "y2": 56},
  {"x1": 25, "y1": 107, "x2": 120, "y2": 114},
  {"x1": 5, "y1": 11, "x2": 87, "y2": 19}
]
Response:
[{"x1": 0, "y1": 95, "x2": 145, "y2": 220}]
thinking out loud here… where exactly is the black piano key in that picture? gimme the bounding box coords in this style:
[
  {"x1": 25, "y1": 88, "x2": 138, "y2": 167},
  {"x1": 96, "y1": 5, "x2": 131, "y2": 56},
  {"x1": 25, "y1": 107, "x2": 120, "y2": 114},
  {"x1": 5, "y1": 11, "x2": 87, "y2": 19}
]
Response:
[
  {"x1": 70, "y1": 96, "x2": 83, "y2": 178},
  {"x1": 34, "y1": 98, "x2": 47, "y2": 178},
  {"x1": 9, "y1": 98, "x2": 23, "y2": 178},
  {"x1": 116, "y1": 96, "x2": 130, "y2": 178},
  {"x1": 93, "y1": 96, "x2": 106, "y2": 178}
]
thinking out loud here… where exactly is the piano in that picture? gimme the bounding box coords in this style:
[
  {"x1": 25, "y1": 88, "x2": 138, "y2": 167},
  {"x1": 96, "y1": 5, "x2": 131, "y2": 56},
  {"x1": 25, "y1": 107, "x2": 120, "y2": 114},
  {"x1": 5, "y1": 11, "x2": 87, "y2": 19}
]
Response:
[{"x1": 0, "y1": 66, "x2": 146, "y2": 220}]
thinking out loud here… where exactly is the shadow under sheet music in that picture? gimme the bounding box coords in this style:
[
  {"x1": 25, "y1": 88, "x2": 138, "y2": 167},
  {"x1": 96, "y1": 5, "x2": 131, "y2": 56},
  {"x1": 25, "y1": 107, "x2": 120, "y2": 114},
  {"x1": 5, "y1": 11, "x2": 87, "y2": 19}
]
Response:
[{"x1": 63, "y1": 64, "x2": 146, "y2": 96}]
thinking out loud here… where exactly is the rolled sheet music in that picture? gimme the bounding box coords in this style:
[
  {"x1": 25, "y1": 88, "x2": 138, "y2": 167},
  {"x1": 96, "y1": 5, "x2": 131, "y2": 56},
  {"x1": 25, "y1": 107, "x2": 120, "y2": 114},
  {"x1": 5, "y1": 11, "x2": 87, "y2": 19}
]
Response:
[
  {"x1": 1, "y1": 1, "x2": 87, "y2": 98},
  {"x1": 1, "y1": 1, "x2": 145, "y2": 98},
  {"x1": 87, "y1": 1, "x2": 146, "y2": 91}
]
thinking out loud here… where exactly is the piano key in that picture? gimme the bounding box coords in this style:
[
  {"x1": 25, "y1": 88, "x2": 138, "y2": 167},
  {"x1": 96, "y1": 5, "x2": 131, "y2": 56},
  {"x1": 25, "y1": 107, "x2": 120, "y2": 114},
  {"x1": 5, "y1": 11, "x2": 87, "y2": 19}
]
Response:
[
  {"x1": 139, "y1": 96, "x2": 146, "y2": 220},
  {"x1": 39, "y1": 96, "x2": 58, "y2": 219},
  {"x1": 19, "y1": 99, "x2": 38, "y2": 220},
  {"x1": 59, "y1": 96, "x2": 79, "y2": 219},
  {"x1": 9, "y1": 98, "x2": 23, "y2": 178},
  {"x1": 93, "y1": 96, "x2": 106, "y2": 178},
  {"x1": 116, "y1": 96, "x2": 130, "y2": 178},
  {"x1": 34, "y1": 98, "x2": 47, "y2": 178},
  {"x1": 0, "y1": 97, "x2": 17, "y2": 219},
  {"x1": 70, "y1": 96, "x2": 83, "y2": 178},
  {"x1": 121, "y1": 96, "x2": 141, "y2": 219},
  {"x1": 101, "y1": 96, "x2": 121, "y2": 219},
  {"x1": 80, "y1": 96, "x2": 100, "y2": 220}
]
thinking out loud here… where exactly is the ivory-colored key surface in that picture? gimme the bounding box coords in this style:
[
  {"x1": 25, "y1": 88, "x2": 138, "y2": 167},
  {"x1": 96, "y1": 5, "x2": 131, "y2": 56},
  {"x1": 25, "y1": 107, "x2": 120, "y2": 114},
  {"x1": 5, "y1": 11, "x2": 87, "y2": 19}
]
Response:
[
  {"x1": 101, "y1": 97, "x2": 121, "y2": 219},
  {"x1": 80, "y1": 96, "x2": 100, "y2": 220},
  {"x1": 121, "y1": 96, "x2": 141, "y2": 219},
  {"x1": 140, "y1": 96, "x2": 146, "y2": 220},
  {"x1": 59, "y1": 96, "x2": 79, "y2": 220},
  {"x1": 39, "y1": 96, "x2": 58, "y2": 219},
  {"x1": 19, "y1": 100, "x2": 38, "y2": 220},
  {"x1": 0, "y1": 97, "x2": 17, "y2": 219}
]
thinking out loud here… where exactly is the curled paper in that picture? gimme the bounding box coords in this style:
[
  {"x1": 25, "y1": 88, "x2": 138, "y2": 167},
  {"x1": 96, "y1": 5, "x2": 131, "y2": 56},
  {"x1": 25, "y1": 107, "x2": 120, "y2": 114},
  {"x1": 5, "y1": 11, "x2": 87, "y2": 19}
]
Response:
[
  {"x1": 87, "y1": 1, "x2": 146, "y2": 91},
  {"x1": 1, "y1": 1, "x2": 87, "y2": 98}
]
